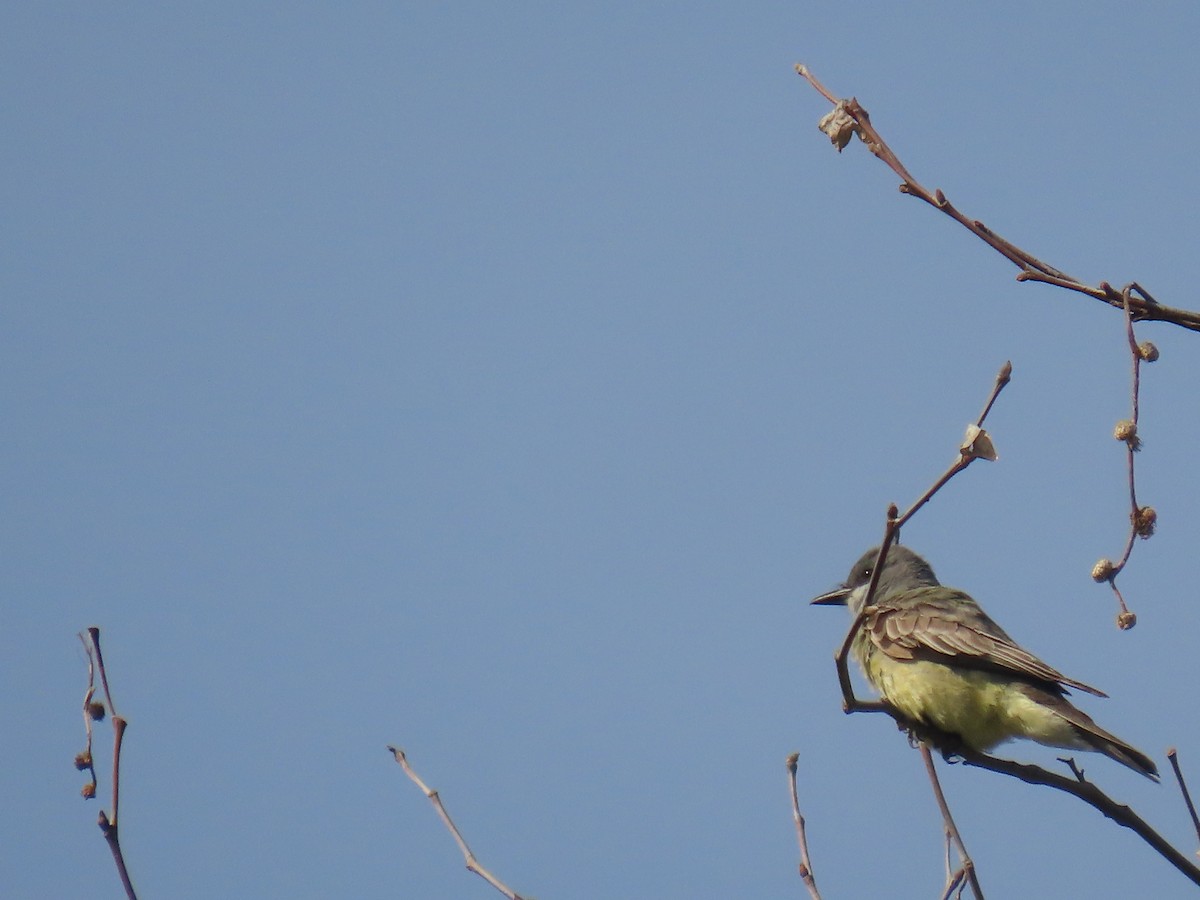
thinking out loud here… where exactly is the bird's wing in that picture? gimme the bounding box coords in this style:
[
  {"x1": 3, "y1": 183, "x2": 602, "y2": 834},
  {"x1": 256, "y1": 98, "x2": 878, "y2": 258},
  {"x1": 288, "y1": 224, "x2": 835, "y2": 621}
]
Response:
[{"x1": 865, "y1": 586, "x2": 1107, "y2": 697}]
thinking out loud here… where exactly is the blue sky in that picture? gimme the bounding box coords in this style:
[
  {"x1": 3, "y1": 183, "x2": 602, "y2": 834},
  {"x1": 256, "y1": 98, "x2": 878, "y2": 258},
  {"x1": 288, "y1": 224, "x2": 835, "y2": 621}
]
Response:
[{"x1": 6, "y1": 4, "x2": 1200, "y2": 898}]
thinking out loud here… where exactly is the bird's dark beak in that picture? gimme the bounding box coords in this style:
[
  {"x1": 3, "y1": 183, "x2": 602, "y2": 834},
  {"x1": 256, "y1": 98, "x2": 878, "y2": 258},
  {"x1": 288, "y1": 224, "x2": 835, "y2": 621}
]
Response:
[{"x1": 810, "y1": 585, "x2": 850, "y2": 606}]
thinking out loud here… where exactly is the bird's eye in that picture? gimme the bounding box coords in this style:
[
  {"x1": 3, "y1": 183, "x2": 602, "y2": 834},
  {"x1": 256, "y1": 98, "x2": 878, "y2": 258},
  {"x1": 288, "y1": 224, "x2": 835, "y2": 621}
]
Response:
[{"x1": 861, "y1": 566, "x2": 872, "y2": 579}]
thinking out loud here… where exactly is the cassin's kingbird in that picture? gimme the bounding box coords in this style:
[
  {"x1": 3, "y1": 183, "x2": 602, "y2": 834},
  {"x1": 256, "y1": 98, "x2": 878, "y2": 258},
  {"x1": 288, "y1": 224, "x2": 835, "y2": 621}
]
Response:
[{"x1": 812, "y1": 545, "x2": 1158, "y2": 781}]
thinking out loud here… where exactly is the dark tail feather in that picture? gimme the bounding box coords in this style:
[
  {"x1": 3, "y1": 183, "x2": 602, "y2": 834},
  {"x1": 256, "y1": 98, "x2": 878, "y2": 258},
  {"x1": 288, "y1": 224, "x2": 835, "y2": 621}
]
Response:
[
  {"x1": 1090, "y1": 732, "x2": 1160, "y2": 782},
  {"x1": 1068, "y1": 715, "x2": 1159, "y2": 782}
]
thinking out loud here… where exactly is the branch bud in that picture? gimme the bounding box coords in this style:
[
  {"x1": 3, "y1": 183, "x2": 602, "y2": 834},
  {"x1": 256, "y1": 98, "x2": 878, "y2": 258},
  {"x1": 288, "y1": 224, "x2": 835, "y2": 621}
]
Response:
[
  {"x1": 818, "y1": 101, "x2": 860, "y2": 152},
  {"x1": 1091, "y1": 559, "x2": 1115, "y2": 582},
  {"x1": 1113, "y1": 420, "x2": 1141, "y2": 450},
  {"x1": 1133, "y1": 506, "x2": 1157, "y2": 538},
  {"x1": 960, "y1": 424, "x2": 998, "y2": 461},
  {"x1": 1137, "y1": 341, "x2": 1159, "y2": 362}
]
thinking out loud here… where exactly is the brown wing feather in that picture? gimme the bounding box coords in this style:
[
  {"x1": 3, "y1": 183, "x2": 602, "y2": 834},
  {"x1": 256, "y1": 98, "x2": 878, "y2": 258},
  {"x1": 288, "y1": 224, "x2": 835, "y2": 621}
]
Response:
[{"x1": 865, "y1": 587, "x2": 1107, "y2": 698}]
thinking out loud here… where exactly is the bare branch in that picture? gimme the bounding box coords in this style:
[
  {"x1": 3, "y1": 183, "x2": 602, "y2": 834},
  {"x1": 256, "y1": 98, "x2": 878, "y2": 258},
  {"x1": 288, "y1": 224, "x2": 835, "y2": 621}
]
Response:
[
  {"x1": 786, "y1": 753, "x2": 823, "y2": 900},
  {"x1": 88, "y1": 625, "x2": 120, "y2": 719},
  {"x1": 1089, "y1": 285, "x2": 1160, "y2": 628},
  {"x1": 1167, "y1": 749, "x2": 1200, "y2": 854},
  {"x1": 76, "y1": 633, "x2": 99, "y2": 800},
  {"x1": 920, "y1": 744, "x2": 984, "y2": 900},
  {"x1": 953, "y1": 746, "x2": 1200, "y2": 888},
  {"x1": 78, "y1": 628, "x2": 138, "y2": 900},
  {"x1": 794, "y1": 64, "x2": 1200, "y2": 332},
  {"x1": 940, "y1": 867, "x2": 968, "y2": 900},
  {"x1": 840, "y1": 708, "x2": 1200, "y2": 887},
  {"x1": 388, "y1": 746, "x2": 530, "y2": 900}
]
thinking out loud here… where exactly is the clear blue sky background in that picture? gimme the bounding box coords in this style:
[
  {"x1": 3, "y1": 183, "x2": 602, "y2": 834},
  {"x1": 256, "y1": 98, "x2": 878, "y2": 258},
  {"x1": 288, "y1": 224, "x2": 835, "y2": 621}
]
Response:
[{"x1": 6, "y1": 4, "x2": 1200, "y2": 898}]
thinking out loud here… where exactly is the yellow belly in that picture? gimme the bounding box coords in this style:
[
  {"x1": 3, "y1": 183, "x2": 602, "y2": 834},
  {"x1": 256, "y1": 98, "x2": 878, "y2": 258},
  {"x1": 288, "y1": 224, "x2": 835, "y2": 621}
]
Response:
[{"x1": 863, "y1": 654, "x2": 1085, "y2": 752}]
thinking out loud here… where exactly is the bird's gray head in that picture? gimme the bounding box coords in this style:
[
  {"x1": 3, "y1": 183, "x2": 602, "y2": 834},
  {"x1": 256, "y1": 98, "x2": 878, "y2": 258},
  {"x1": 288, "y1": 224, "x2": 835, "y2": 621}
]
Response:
[{"x1": 811, "y1": 545, "x2": 940, "y2": 614}]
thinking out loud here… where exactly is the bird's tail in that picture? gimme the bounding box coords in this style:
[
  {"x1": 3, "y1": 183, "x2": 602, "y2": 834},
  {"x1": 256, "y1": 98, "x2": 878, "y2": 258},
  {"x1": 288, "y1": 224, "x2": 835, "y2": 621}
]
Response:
[
  {"x1": 1061, "y1": 705, "x2": 1159, "y2": 782},
  {"x1": 1086, "y1": 729, "x2": 1160, "y2": 782}
]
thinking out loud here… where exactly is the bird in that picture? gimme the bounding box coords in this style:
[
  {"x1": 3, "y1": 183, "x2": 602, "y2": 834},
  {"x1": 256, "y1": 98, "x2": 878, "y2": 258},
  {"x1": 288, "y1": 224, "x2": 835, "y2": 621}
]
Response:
[{"x1": 811, "y1": 544, "x2": 1159, "y2": 781}]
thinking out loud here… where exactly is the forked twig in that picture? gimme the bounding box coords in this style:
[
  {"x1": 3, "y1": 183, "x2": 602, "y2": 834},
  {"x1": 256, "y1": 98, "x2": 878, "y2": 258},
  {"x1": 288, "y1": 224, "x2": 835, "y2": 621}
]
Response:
[
  {"x1": 921, "y1": 744, "x2": 983, "y2": 900},
  {"x1": 77, "y1": 634, "x2": 99, "y2": 798},
  {"x1": 794, "y1": 64, "x2": 1200, "y2": 332},
  {"x1": 388, "y1": 747, "x2": 529, "y2": 900},
  {"x1": 78, "y1": 628, "x2": 138, "y2": 900}
]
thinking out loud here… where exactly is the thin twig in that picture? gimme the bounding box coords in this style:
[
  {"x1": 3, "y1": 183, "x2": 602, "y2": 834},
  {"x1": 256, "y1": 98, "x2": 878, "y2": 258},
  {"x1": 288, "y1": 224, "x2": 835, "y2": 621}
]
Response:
[
  {"x1": 79, "y1": 628, "x2": 138, "y2": 900},
  {"x1": 1167, "y1": 749, "x2": 1200, "y2": 854},
  {"x1": 388, "y1": 746, "x2": 529, "y2": 900},
  {"x1": 942, "y1": 827, "x2": 953, "y2": 886},
  {"x1": 99, "y1": 718, "x2": 136, "y2": 900},
  {"x1": 940, "y1": 867, "x2": 967, "y2": 900},
  {"x1": 920, "y1": 744, "x2": 984, "y2": 900},
  {"x1": 973, "y1": 362, "x2": 1012, "y2": 430},
  {"x1": 1058, "y1": 757, "x2": 1088, "y2": 784},
  {"x1": 77, "y1": 633, "x2": 99, "y2": 798},
  {"x1": 895, "y1": 360, "x2": 1010, "y2": 534},
  {"x1": 794, "y1": 64, "x2": 1200, "y2": 332},
  {"x1": 786, "y1": 753, "x2": 823, "y2": 900},
  {"x1": 1113, "y1": 287, "x2": 1144, "y2": 577},
  {"x1": 88, "y1": 625, "x2": 119, "y2": 719},
  {"x1": 1093, "y1": 286, "x2": 1158, "y2": 629}
]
